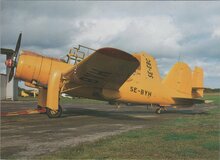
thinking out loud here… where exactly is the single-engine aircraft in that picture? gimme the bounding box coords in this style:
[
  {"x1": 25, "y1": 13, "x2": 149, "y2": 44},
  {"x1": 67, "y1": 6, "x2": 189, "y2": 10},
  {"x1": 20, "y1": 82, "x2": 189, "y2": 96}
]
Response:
[{"x1": 1, "y1": 33, "x2": 204, "y2": 118}]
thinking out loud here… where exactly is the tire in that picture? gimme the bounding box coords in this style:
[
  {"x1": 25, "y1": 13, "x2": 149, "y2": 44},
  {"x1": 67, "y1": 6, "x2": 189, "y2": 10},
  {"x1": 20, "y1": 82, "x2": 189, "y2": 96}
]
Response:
[
  {"x1": 155, "y1": 108, "x2": 161, "y2": 114},
  {"x1": 46, "y1": 105, "x2": 62, "y2": 118}
]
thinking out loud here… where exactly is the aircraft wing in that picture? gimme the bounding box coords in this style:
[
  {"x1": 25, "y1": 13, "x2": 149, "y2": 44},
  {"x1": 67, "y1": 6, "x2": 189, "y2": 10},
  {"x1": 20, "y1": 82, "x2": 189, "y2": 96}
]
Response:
[{"x1": 63, "y1": 48, "x2": 139, "y2": 90}]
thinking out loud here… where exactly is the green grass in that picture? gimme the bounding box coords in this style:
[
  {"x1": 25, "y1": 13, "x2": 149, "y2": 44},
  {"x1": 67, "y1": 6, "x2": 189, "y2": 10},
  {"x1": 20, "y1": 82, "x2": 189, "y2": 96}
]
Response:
[
  {"x1": 40, "y1": 107, "x2": 220, "y2": 160},
  {"x1": 202, "y1": 141, "x2": 220, "y2": 151},
  {"x1": 203, "y1": 93, "x2": 220, "y2": 105},
  {"x1": 163, "y1": 133, "x2": 197, "y2": 141}
]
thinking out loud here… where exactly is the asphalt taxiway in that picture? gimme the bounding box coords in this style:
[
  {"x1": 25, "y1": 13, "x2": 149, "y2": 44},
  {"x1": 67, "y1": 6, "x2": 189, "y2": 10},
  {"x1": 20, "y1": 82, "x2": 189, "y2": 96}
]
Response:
[{"x1": 0, "y1": 101, "x2": 215, "y2": 159}]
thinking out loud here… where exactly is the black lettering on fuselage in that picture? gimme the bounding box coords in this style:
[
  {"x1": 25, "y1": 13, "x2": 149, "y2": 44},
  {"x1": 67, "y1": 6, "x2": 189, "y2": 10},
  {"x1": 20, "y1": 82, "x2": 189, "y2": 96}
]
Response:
[
  {"x1": 130, "y1": 86, "x2": 152, "y2": 97},
  {"x1": 146, "y1": 58, "x2": 154, "y2": 79}
]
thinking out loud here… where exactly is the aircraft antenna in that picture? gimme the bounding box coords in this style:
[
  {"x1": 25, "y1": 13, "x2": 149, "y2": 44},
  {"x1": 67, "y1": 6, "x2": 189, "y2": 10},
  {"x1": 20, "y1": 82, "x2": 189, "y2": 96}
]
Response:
[{"x1": 178, "y1": 53, "x2": 181, "y2": 62}]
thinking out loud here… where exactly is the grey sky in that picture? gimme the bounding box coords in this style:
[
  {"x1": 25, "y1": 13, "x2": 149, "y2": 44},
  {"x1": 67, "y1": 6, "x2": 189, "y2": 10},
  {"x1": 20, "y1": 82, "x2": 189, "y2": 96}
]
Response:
[{"x1": 1, "y1": 1, "x2": 220, "y2": 88}]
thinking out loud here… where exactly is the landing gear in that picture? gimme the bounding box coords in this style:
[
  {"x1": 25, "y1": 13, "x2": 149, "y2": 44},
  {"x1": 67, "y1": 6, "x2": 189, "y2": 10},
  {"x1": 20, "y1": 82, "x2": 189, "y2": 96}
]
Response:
[
  {"x1": 155, "y1": 107, "x2": 161, "y2": 114},
  {"x1": 163, "y1": 106, "x2": 167, "y2": 111},
  {"x1": 46, "y1": 105, "x2": 62, "y2": 118},
  {"x1": 108, "y1": 101, "x2": 116, "y2": 105},
  {"x1": 116, "y1": 102, "x2": 121, "y2": 110},
  {"x1": 155, "y1": 106, "x2": 167, "y2": 114}
]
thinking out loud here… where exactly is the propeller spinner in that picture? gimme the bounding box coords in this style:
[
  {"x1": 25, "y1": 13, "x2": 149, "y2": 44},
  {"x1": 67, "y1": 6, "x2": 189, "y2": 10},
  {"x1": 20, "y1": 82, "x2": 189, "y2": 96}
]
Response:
[{"x1": 4, "y1": 33, "x2": 22, "y2": 82}]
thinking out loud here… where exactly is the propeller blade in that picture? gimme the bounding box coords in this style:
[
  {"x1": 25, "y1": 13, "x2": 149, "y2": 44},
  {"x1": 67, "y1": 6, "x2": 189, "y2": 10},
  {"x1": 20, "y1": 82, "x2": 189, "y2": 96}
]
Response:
[
  {"x1": 14, "y1": 33, "x2": 22, "y2": 62},
  {"x1": 4, "y1": 33, "x2": 22, "y2": 82},
  {"x1": 15, "y1": 33, "x2": 22, "y2": 54},
  {"x1": 8, "y1": 68, "x2": 15, "y2": 82}
]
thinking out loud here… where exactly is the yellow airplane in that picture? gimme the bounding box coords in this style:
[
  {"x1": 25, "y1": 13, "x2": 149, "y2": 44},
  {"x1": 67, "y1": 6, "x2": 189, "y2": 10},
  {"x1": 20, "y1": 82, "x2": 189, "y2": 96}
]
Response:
[{"x1": 2, "y1": 33, "x2": 204, "y2": 118}]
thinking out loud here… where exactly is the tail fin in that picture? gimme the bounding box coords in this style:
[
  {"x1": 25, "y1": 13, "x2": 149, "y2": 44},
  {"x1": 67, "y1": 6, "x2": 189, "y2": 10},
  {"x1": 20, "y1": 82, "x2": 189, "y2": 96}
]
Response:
[
  {"x1": 162, "y1": 62, "x2": 192, "y2": 95},
  {"x1": 192, "y1": 67, "x2": 204, "y2": 98},
  {"x1": 132, "y1": 52, "x2": 162, "y2": 83}
]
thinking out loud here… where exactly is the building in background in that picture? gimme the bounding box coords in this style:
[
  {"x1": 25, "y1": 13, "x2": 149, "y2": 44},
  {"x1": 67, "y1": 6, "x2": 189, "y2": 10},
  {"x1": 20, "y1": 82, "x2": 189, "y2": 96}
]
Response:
[{"x1": 0, "y1": 50, "x2": 18, "y2": 100}]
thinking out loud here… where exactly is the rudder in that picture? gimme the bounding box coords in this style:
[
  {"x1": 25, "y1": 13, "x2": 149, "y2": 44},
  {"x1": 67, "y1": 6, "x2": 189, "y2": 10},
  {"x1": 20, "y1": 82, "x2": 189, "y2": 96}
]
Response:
[
  {"x1": 162, "y1": 62, "x2": 192, "y2": 96},
  {"x1": 192, "y1": 67, "x2": 204, "y2": 98}
]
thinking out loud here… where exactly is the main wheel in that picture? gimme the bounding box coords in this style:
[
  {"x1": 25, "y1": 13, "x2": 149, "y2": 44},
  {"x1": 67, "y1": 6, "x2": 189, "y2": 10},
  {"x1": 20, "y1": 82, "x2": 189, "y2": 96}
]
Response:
[{"x1": 46, "y1": 105, "x2": 62, "y2": 118}]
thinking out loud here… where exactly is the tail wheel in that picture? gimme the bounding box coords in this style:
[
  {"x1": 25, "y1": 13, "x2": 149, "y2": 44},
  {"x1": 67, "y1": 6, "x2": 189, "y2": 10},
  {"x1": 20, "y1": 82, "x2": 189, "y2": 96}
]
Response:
[
  {"x1": 155, "y1": 108, "x2": 161, "y2": 114},
  {"x1": 46, "y1": 105, "x2": 62, "y2": 118},
  {"x1": 163, "y1": 106, "x2": 167, "y2": 111}
]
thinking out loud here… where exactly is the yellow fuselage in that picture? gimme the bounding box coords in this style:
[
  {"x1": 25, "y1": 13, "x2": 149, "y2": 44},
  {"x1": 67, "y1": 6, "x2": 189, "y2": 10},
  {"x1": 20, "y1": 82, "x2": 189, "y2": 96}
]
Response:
[{"x1": 16, "y1": 51, "x2": 198, "y2": 107}]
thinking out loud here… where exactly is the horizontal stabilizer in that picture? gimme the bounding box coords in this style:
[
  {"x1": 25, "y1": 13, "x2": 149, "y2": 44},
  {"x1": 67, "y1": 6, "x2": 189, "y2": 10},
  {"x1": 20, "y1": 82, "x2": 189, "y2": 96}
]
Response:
[
  {"x1": 172, "y1": 97, "x2": 204, "y2": 105},
  {"x1": 192, "y1": 87, "x2": 205, "y2": 90}
]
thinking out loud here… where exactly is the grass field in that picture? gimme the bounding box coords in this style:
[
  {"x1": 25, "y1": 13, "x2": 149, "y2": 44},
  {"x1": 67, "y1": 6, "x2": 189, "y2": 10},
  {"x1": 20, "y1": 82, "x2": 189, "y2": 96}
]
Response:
[
  {"x1": 203, "y1": 93, "x2": 220, "y2": 105},
  {"x1": 40, "y1": 93, "x2": 220, "y2": 160}
]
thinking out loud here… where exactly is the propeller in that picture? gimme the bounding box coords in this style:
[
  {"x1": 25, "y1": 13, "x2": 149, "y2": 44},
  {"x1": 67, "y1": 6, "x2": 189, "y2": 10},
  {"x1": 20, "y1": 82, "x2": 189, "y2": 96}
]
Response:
[{"x1": 4, "y1": 33, "x2": 22, "y2": 82}]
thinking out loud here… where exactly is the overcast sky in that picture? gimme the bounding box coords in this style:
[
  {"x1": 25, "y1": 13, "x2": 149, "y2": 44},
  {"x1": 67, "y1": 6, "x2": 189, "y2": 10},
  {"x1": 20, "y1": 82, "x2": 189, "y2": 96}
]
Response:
[{"x1": 1, "y1": 1, "x2": 220, "y2": 88}]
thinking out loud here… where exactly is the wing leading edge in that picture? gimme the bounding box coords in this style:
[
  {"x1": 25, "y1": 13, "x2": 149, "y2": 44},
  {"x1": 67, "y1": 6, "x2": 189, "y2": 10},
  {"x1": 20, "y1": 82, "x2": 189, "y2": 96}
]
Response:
[{"x1": 63, "y1": 47, "x2": 140, "y2": 90}]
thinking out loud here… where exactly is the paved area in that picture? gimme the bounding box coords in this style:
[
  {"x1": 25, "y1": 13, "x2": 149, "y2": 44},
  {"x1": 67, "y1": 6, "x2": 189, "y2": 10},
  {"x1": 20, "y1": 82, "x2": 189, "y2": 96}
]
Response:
[{"x1": 0, "y1": 101, "x2": 215, "y2": 159}]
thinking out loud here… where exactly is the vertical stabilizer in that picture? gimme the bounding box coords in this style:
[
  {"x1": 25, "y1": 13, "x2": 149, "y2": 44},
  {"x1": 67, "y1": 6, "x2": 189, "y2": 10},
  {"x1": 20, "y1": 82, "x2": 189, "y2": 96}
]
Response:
[
  {"x1": 162, "y1": 62, "x2": 192, "y2": 96},
  {"x1": 132, "y1": 52, "x2": 162, "y2": 83},
  {"x1": 192, "y1": 67, "x2": 204, "y2": 98}
]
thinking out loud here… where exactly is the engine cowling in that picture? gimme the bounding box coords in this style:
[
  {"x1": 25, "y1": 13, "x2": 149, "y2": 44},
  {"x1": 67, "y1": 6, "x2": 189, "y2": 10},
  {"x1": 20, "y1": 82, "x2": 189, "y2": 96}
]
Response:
[{"x1": 15, "y1": 51, "x2": 72, "y2": 87}]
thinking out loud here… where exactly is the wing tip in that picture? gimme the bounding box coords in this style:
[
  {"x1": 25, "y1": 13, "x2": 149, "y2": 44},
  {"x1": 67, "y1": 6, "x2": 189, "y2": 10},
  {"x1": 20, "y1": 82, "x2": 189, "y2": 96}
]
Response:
[{"x1": 96, "y1": 47, "x2": 139, "y2": 63}]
